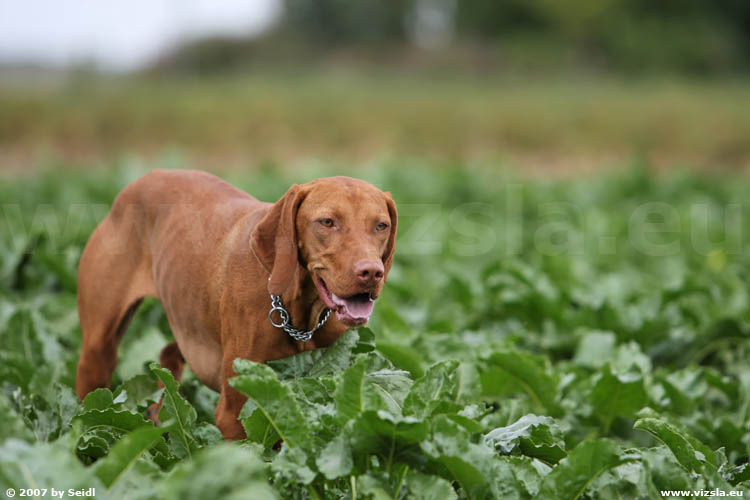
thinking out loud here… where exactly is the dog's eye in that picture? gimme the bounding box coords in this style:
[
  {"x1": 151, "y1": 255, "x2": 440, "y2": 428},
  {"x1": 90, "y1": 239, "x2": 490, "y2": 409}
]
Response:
[
  {"x1": 319, "y1": 218, "x2": 334, "y2": 228},
  {"x1": 376, "y1": 222, "x2": 389, "y2": 231}
]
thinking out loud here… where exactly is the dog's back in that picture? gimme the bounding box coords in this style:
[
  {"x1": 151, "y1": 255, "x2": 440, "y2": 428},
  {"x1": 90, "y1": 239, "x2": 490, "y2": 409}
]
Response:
[{"x1": 75, "y1": 169, "x2": 266, "y2": 397}]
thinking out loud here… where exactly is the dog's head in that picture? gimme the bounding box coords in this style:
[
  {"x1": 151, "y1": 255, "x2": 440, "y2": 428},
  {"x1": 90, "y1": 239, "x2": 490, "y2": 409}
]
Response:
[{"x1": 251, "y1": 176, "x2": 397, "y2": 326}]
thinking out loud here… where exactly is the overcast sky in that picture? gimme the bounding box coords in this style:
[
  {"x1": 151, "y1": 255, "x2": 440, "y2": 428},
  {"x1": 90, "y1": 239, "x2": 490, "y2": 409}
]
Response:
[{"x1": 0, "y1": 0, "x2": 281, "y2": 70}]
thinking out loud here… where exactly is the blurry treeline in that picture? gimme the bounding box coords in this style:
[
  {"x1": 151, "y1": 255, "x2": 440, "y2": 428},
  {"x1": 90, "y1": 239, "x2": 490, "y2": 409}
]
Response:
[
  {"x1": 4, "y1": 1, "x2": 750, "y2": 170},
  {"x1": 155, "y1": 0, "x2": 750, "y2": 76}
]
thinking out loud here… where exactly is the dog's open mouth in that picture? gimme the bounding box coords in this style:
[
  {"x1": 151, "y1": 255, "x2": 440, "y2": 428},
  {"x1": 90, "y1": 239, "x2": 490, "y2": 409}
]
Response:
[{"x1": 315, "y1": 277, "x2": 375, "y2": 326}]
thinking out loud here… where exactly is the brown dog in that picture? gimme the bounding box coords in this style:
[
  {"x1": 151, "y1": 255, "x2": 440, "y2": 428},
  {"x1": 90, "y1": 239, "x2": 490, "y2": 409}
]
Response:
[{"x1": 75, "y1": 170, "x2": 397, "y2": 439}]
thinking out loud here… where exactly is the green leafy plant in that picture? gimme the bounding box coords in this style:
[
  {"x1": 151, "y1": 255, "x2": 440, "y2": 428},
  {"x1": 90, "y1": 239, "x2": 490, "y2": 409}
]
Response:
[{"x1": 1, "y1": 163, "x2": 749, "y2": 498}]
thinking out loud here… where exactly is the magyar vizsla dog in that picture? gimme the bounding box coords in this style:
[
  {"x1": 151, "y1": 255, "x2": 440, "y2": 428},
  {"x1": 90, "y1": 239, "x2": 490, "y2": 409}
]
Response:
[{"x1": 75, "y1": 170, "x2": 397, "y2": 439}]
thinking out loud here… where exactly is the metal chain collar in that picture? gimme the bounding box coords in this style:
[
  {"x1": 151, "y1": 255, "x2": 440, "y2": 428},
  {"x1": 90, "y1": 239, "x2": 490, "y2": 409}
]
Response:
[{"x1": 268, "y1": 294, "x2": 331, "y2": 342}]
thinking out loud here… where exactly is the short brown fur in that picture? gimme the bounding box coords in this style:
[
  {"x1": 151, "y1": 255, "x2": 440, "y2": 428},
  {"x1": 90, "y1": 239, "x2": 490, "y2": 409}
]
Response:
[{"x1": 75, "y1": 170, "x2": 397, "y2": 439}]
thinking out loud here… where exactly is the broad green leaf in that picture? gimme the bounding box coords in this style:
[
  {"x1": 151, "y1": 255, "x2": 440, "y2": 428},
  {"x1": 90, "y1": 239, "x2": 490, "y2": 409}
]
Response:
[
  {"x1": 34, "y1": 250, "x2": 77, "y2": 293},
  {"x1": 633, "y1": 416, "x2": 716, "y2": 473},
  {"x1": 287, "y1": 377, "x2": 332, "y2": 409},
  {"x1": 366, "y1": 368, "x2": 413, "y2": 413},
  {"x1": 372, "y1": 296, "x2": 412, "y2": 335},
  {"x1": 482, "y1": 350, "x2": 562, "y2": 417},
  {"x1": 0, "y1": 439, "x2": 104, "y2": 492},
  {"x1": 181, "y1": 378, "x2": 220, "y2": 422},
  {"x1": 0, "y1": 307, "x2": 45, "y2": 366},
  {"x1": 23, "y1": 395, "x2": 63, "y2": 442},
  {"x1": 403, "y1": 360, "x2": 462, "y2": 419},
  {"x1": 75, "y1": 406, "x2": 167, "y2": 462},
  {"x1": 308, "y1": 328, "x2": 362, "y2": 377},
  {"x1": 266, "y1": 348, "x2": 327, "y2": 380},
  {"x1": 354, "y1": 326, "x2": 378, "y2": 353},
  {"x1": 496, "y1": 456, "x2": 550, "y2": 498},
  {"x1": 489, "y1": 455, "x2": 550, "y2": 500},
  {"x1": 405, "y1": 471, "x2": 458, "y2": 500},
  {"x1": 485, "y1": 414, "x2": 566, "y2": 465},
  {"x1": 83, "y1": 388, "x2": 115, "y2": 411},
  {"x1": 358, "y1": 471, "x2": 394, "y2": 500},
  {"x1": 447, "y1": 414, "x2": 483, "y2": 433},
  {"x1": 76, "y1": 407, "x2": 153, "y2": 434},
  {"x1": 114, "y1": 373, "x2": 160, "y2": 411},
  {"x1": 573, "y1": 330, "x2": 616, "y2": 368},
  {"x1": 590, "y1": 364, "x2": 647, "y2": 432},
  {"x1": 316, "y1": 433, "x2": 353, "y2": 480},
  {"x1": 94, "y1": 423, "x2": 169, "y2": 487},
  {"x1": 0, "y1": 352, "x2": 35, "y2": 392},
  {"x1": 231, "y1": 359, "x2": 310, "y2": 448},
  {"x1": 271, "y1": 445, "x2": 317, "y2": 486},
  {"x1": 105, "y1": 458, "x2": 165, "y2": 500},
  {"x1": 587, "y1": 461, "x2": 651, "y2": 499},
  {"x1": 13, "y1": 379, "x2": 79, "y2": 443},
  {"x1": 723, "y1": 463, "x2": 750, "y2": 486},
  {"x1": 640, "y1": 446, "x2": 695, "y2": 493},
  {"x1": 117, "y1": 327, "x2": 168, "y2": 381},
  {"x1": 704, "y1": 367, "x2": 739, "y2": 402},
  {"x1": 57, "y1": 386, "x2": 83, "y2": 434},
  {"x1": 377, "y1": 340, "x2": 426, "y2": 378},
  {"x1": 194, "y1": 422, "x2": 223, "y2": 447},
  {"x1": 656, "y1": 374, "x2": 696, "y2": 415},
  {"x1": 335, "y1": 356, "x2": 370, "y2": 421},
  {"x1": 239, "y1": 399, "x2": 280, "y2": 448},
  {"x1": 150, "y1": 363, "x2": 199, "y2": 458},
  {"x1": 334, "y1": 355, "x2": 412, "y2": 422},
  {"x1": 350, "y1": 410, "x2": 429, "y2": 460},
  {"x1": 420, "y1": 416, "x2": 493, "y2": 498},
  {"x1": 0, "y1": 394, "x2": 33, "y2": 444},
  {"x1": 266, "y1": 328, "x2": 361, "y2": 379},
  {"x1": 158, "y1": 443, "x2": 278, "y2": 500},
  {"x1": 537, "y1": 439, "x2": 636, "y2": 500},
  {"x1": 611, "y1": 342, "x2": 652, "y2": 375},
  {"x1": 77, "y1": 430, "x2": 114, "y2": 460}
]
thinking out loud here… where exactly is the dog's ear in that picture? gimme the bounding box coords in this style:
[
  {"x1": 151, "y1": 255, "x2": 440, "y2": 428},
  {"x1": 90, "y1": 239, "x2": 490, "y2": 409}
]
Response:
[
  {"x1": 382, "y1": 192, "x2": 398, "y2": 281},
  {"x1": 251, "y1": 184, "x2": 309, "y2": 296}
]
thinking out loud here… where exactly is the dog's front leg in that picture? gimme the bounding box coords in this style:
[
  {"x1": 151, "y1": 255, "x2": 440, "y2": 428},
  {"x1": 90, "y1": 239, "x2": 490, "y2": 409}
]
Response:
[{"x1": 215, "y1": 353, "x2": 249, "y2": 441}]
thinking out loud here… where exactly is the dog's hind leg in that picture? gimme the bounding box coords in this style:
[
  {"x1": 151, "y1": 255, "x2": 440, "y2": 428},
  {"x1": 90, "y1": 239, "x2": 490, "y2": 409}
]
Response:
[
  {"x1": 147, "y1": 342, "x2": 186, "y2": 423},
  {"x1": 75, "y1": 215, "x2": 157, "y2": 400}
]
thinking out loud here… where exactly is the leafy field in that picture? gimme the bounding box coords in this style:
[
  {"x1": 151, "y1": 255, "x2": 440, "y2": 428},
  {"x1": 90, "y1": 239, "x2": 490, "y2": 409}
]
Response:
[
  {"x1": 1, "y1": 161, "x2": 749, "y2": 499},
  {"x1": 3, "y1": 74, "x2": 750, "y2": 169}
]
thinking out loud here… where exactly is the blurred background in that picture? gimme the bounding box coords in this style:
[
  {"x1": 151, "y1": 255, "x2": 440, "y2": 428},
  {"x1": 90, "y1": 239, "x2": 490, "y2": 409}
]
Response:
[{"x1": 2, "y1": 0, "x2": 750, "y2": 174}]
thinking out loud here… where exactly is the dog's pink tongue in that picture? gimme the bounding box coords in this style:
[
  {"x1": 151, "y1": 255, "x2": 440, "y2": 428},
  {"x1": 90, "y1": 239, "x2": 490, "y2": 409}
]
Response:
[{"x1": 331, "y1": 293, "x2": 375, "y2": 319}]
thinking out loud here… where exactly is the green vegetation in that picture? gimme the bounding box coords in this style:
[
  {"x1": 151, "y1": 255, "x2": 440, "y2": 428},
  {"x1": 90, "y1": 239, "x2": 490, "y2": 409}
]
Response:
[{"x1": 1, "y1": 161, "x2": 749, "y2": 498}]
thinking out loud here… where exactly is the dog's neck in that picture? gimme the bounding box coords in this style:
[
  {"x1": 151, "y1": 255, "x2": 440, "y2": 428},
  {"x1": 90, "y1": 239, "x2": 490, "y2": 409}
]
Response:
[
  {"x1": 281, "y1": 265, "x2": 325, "y2": 330},
  {"x1": 278, "y1": 265, "x2": 342, "y2": 349}
]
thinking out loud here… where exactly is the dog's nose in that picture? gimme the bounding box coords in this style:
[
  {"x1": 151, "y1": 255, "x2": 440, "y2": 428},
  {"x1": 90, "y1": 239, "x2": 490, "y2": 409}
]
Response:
[{"x1": 354, "y1": 260, "x2": 384, "y2": 285}]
